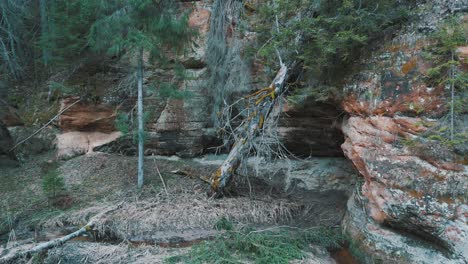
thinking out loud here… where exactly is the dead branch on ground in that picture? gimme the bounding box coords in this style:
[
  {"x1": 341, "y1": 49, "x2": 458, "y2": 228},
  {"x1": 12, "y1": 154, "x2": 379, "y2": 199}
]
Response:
[{"x1": 0, "y1": 204, "x2": 122, "y2": 264}]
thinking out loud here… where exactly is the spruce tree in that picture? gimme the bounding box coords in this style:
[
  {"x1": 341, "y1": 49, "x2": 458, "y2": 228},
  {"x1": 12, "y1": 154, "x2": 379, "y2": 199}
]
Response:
[{"x1": 88, "y1": 0, "x2": 193, "y2": 188}]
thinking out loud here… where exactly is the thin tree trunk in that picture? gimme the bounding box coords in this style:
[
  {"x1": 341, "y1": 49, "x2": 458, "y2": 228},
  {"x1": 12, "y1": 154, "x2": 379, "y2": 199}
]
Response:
[
  {"x1": 450, "y1": 51, "x2": 455, "y2": 141},
  {"x1": 137, "y1": 48, "x2": 144, "y2": 189},
  {"x1": 0, "y1": 36, "x2": 16, "y2": 78},
  {"x1": 39, "y1": 0, "x2": 49, "y2": 67},
  {"x1": 0, "y1": 1, "x2": 19, "y2": 78}
]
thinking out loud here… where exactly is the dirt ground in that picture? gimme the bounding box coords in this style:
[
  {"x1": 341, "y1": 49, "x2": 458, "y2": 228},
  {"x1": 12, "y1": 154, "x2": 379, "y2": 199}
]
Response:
[{"x1": 0, "y1": 151, "x2": 347, "y2": 263}]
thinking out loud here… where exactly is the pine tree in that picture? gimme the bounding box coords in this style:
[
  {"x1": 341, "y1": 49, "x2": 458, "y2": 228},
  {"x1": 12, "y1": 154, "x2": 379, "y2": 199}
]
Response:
[
  {"x1": 88, "y1": 0, "x2": 193, "y2": 188},
  {"x1": 0, "y1": 0, "x2": 29, "y2": 79}
]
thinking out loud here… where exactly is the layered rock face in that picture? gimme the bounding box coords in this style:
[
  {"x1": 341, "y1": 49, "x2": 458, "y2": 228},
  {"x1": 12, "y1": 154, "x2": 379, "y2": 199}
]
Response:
[
  {"x1": 57, "y1": 97, "x2": 121, "y2": 159},
  {"x1": 54, "y1": 4, "x2": 214, "y2": 159},
  {"x1": 143, "y1": 2, "x2": 214, "y2": 157},
  {"x1": 279, "y1": 101, "x2": 345, "y2": 157},
  {"x1": 341, "y1": 3, "x2": 468, "y2": 262},
  {"x1": 55, "y1": 0, "x2": 347, "y2": 159},
  {"x1": 83, "y1": 2, "x2": 216, "y2": 158}
]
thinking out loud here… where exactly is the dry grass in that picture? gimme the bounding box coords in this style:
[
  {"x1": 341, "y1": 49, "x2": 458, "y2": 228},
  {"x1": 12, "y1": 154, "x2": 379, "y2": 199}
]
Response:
[
  {"x1": 41, "y1": 193, "x2": 301, "y2": 243},
  {"x1": 43, "y1": 241, "x2": 188, "y2": 264},
  {"x1": 30, "y1": 152, "x2": 302, "y2": 244},
  {"x1": 1, "y1": 151, "x2": 350, "y2": 263}
]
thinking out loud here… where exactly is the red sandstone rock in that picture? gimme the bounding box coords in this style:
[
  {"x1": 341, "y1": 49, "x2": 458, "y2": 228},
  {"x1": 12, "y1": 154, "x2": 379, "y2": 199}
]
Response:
[
  {"x1": 341, "y1": 7, "x2": 468, "y2": 261},
  {"x1": 55, "y1": 98, "x2": 121, "y2": 159},
  {"x1": 342, "y1": 116, "x2": 467, "y2": 260},
  {"x1": 188, "y1": 7, "x2": 210, "y2": 36},
  {"x1": 58, "y1": 97, "x2": 117, "y2": 133}
]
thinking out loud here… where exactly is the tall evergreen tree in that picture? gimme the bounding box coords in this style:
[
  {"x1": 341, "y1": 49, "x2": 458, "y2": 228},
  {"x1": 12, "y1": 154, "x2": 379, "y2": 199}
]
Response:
[
  {"x1": 88, "y1": 0, "x2": 193, "y2": 188},
  {"x1": 0, "y1": 0, "x2": 29, "y2": 79}
]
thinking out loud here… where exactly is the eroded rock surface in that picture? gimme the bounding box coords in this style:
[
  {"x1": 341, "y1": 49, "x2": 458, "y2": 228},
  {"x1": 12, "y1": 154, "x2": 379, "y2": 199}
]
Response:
[
  {"x1": 342, "y1": 116, "x2": 467, "y2": 261},
  {"x1": 8, "y1": 126, "x2": 58, "y2": 159},
  {"x1": 279, "y1": 101, "x2": 345, "y2": 157},
  {"x1": 56, "y1": 131, "x2": 121, "y2": 160},
  {"x1": 341, "y1": 2, "x2": 468, "y2": 262},
  {"x1": 55, "y1": 98, "x2": 121, "y2": 159},
  {"x1": 58, "y1": 97, "x2": 117, "y2": 133}
]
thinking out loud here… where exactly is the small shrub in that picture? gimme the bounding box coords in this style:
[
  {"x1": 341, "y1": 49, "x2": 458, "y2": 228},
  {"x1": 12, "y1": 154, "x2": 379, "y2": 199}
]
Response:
[
  {"x1": 427, "y1": 135, "x2": 443, "y2": 141},
  {"x1": 401, "y1": 137, "x2": 418, "y2": 147},
  {"x1": 42, "y1": 168, "x2": 65, "y2": 199},
  {"x1": 346, "y1": 236, "x2": 369, "y2": 264},
  {"x1": 214, "y1": 216, "x2": 234, "y2": 231},
  {"x1": 115, "y1": 112, "x2": 130, "y2": 136}
]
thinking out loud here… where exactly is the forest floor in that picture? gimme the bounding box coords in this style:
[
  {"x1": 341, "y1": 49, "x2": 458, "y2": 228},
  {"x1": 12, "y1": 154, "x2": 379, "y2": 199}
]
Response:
[{"x1": 0, "y1": 152, "x2": 354, "y2": 263}]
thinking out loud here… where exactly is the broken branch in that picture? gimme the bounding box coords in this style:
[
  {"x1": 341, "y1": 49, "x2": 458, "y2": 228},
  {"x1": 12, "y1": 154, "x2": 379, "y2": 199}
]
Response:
[
  {"x1": 9, "y1": 99, "x2": 81, "y2": 151},
  {"x1": 0, "y1": 204, "x2": 121, "y2": 263}
]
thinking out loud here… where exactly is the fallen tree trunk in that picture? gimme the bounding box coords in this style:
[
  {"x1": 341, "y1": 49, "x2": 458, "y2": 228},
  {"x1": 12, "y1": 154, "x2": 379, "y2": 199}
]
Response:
[
  {"x1": 210, "y1": 62, "x2": 289, "y2": 195},
  {"x1": 0, "y1": 204, "x2": 121, "y2": 263}
]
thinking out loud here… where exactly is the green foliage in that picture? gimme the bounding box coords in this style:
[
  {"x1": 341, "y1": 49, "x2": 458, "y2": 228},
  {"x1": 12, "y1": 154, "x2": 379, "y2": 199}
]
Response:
[
  {"x1": 48, "y1": 81, "x2": 75, "y2": 98},
  {"x1": 166, "y1": 227, "x2": 345, "y2": 264},
  {"x1": 40, "y1": 1, "x2": 105, "y2": 65},
  {"x1": 214, "y1": 216, "x2": 234, "y2": 231},
  {"x1": 15, "y1": 93, "x2": 60, "y2": 126},
  {"x1": 255, "y1": 0, "x2": 414, "y2": 102},
  {"x1": 36, "y1": 0, "x2": 194, "y2": 72},
  {"x1": 401, "y1": 137, "x2": 418, "y2": 148},
  {"x1": 156, "y1": 82, "x2": 192, "y2": 100},
  {"x1": 115, "y1": 112, "x2": 130, "y2": 136},
  {"x1": 42, "y1": 169, "x2": 65, "y2": 199},
  {"x1": 0, "y1": 0, "x2": 30, "y2": 78},
  {"x1": 88, "y1": 0, "x2": 194, "y2": 60},
  {"x1": 421, "y1": 17, "x2": 467, "y2": 145},
  {"x1": 288, "y1": 85, "x2": 339, "y2": 105},
  {"x1": 427, "y1": 134, "x2": 443, "y2": 141},
  {"x1": 424, "y1": 17, "x2": 466, "y2": 88}
]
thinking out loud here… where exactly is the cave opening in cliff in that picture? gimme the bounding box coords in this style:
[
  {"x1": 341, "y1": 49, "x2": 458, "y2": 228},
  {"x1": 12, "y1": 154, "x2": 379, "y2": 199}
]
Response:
[{"x1": 278, "y1": 98, "x2": 346, "y2": 158}]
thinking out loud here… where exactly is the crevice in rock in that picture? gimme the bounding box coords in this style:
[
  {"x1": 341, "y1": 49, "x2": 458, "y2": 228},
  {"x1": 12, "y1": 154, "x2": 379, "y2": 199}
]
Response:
[
  {"x1": 279, "y1": 99, "x2": 346, "y2": 157},
  {"x1": 382, "y1": 220, "x2": 455, "y2": 258}
]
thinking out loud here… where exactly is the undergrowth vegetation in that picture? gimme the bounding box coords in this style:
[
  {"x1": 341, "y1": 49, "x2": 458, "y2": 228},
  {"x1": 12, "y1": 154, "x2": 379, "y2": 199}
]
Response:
[
  {"x1": 166, "y1": 220, "x2": 366, "y2": 264},
  {"x1": 400, "y1": 16, "x2": 467, "y2": 153},
  {"x1": 253, "y1": 0, "x2": 415, "y2": 104},
  {"x1": 420, "y1": 16, "x2": 467, "y2": 147},
  {"x1": 42, "y1": 168, "x2": 65, "y2": 200}
]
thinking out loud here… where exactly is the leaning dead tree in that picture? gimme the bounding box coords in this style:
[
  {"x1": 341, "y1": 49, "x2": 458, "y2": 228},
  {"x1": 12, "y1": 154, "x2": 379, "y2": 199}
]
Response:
[{"x1": 209, "y1": 62, "x2": 289, "y2": 195}]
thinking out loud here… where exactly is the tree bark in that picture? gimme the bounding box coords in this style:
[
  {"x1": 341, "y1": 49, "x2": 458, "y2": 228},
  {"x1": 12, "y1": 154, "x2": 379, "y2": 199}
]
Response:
[
  {"x1": 39, "y1": 0, "x2": 49, "y2": 67},
  {"x1": 137, "y1": 48, "x2": 144, "y2": 189},
  {"x1": 450, "y1": 51, "x2": 455, "y2": 141},
  {"x1": 210, "y1": 63, "x2": 288, "y2": 195}
]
